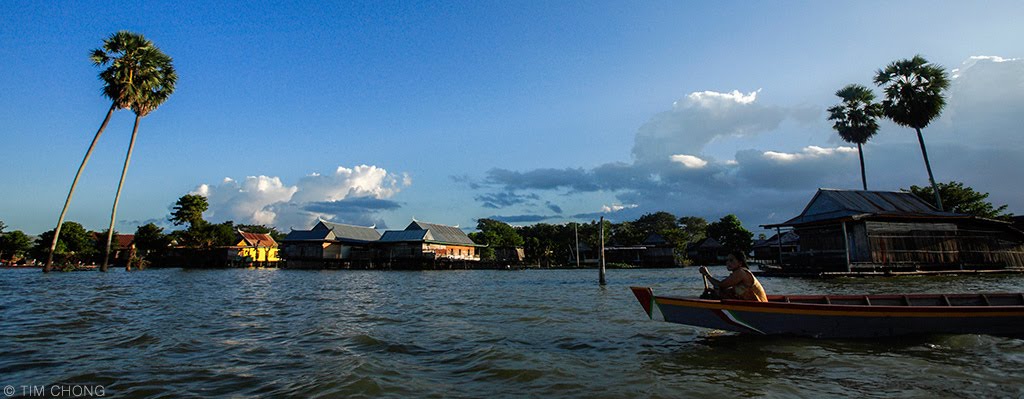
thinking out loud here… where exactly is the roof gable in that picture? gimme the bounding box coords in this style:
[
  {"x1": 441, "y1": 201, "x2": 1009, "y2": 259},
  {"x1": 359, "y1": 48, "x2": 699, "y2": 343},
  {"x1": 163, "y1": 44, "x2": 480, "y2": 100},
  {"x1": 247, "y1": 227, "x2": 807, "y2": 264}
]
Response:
[
  {"x1": 772, "y1": 189, "x2": 963, "y2": 227},
  {"x1": 237, "y1": 231, "x2": 278, "y2": 248},
  {"x1": 405, "y1": 221, "x2": 476, "y2": 246},
  {"x1": 317, "y1": 220, "x2": 381, "y2": 242}
]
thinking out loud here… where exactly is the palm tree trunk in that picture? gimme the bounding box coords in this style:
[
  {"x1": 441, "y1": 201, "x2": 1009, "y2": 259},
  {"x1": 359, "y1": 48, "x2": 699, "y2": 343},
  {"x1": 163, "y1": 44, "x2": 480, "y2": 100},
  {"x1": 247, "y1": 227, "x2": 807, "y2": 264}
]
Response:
[
  {"x1": 915, "y1": 128, "x2": 943, "y2": 211},
  {"x1": 102, "y1": 114, "x2": 141, "y2": 272},
  {"x1": 45, "y1": 103, "x2": 117, "y2": 273},
  {"x1": 858, "y1": 143, "x2": 867, "y2": 191}
]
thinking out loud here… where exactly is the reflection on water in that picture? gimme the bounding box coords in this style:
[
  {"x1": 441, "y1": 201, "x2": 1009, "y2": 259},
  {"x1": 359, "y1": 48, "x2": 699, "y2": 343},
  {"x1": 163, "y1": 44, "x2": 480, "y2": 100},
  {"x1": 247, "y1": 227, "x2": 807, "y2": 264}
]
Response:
[{"x1": 1, "y1": 267, "x2": 1022, "y2": 398}]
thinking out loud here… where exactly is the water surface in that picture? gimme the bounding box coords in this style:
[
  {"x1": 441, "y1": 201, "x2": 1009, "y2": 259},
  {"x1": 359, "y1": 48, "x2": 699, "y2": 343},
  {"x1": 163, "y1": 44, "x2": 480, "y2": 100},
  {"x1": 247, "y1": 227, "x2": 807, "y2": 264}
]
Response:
[{"x1": 2, "y1": 267, "x2": 1022, "y2": 398}]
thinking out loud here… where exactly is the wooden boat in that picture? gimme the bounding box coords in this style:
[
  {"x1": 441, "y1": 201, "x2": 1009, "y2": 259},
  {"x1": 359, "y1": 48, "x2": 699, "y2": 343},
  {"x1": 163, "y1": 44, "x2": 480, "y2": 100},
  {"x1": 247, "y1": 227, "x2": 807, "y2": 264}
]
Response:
[{"x1": 630, "y1": 286, "x2": 1024, "y2": 338}]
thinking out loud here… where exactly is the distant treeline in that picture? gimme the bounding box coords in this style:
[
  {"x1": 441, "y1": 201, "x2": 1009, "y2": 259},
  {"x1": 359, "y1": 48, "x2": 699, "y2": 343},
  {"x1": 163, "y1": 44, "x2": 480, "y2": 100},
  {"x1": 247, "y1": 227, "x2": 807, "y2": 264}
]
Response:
[{"x1": 468, "y1": 212, "x2": 753, "y2": 266}]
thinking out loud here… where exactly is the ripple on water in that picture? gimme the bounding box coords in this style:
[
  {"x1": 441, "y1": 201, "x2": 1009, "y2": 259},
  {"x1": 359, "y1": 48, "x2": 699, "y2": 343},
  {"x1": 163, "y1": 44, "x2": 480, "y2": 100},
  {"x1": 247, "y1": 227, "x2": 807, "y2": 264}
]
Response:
[{"x1": 2, "y1": 268, "x2": 1024, "y2": 398}]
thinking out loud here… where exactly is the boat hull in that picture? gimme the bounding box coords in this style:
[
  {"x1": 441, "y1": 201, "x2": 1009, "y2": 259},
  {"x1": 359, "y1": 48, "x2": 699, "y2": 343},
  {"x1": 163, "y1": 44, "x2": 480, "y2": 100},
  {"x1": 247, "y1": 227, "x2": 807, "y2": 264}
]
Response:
[{"x1": 631, "y1": 287, "x2": 1024, "y2": 338}]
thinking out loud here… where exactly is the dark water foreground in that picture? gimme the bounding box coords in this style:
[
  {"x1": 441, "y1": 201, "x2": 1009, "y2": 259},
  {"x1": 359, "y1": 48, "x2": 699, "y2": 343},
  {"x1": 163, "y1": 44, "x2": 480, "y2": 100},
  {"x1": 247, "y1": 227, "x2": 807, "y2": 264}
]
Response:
[{"x1": 2, "y1": 267, "x2": 1023, "y2": 398}]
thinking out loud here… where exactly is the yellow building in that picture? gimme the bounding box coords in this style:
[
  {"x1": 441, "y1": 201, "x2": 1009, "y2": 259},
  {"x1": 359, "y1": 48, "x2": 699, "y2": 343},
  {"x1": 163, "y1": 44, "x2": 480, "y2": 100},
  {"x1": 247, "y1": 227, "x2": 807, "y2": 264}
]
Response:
[{"x1": 235, "y1": 230, "x2": 280, "y2": 263}]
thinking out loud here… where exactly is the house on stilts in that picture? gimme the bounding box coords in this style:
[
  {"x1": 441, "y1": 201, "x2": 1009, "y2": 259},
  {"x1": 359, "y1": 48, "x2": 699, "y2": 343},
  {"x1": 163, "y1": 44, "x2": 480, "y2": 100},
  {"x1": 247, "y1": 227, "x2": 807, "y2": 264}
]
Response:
[{"x1": 762, "y1": 189, "x2": 1024, "y2": 274}]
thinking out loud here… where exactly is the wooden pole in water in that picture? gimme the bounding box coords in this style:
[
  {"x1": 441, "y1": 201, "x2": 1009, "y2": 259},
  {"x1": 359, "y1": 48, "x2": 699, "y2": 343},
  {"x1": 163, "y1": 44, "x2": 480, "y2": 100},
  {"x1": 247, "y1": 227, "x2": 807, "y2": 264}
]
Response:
[
  {"x1": 574, "y1": 222, "x2": 580, "y2": 269},
  {"x1": 776, "y1": 226, "x2": 783, "y2": 267},
  {"x1": 841, "y1": 221, "x2": 851, "y2": 272},
  {"x1": 599, "y1": 217, "x2": 606, "y2": 286}
]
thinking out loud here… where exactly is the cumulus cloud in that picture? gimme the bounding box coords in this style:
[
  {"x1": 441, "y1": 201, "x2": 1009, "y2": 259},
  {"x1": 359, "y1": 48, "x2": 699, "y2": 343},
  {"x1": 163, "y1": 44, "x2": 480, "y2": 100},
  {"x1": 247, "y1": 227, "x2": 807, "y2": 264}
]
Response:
[
  {"x1": 632, "y1": 89, "x2": 790, "y2": 164},
  {"x1": 193, "y1": 176, "x2": 297, "y2": 225},
  {"x1": 601, "y1": 203, "x2": 638, "y2": 213},
  {"x1": 670, "y1": 154, "x2": 709, "y2": 168},
  {"x1": 468, "y1": 56, "x2": 1024, "y2": 231},
  {"x1": 191, "y1": 164, "x2": 406, "y2": 229}
]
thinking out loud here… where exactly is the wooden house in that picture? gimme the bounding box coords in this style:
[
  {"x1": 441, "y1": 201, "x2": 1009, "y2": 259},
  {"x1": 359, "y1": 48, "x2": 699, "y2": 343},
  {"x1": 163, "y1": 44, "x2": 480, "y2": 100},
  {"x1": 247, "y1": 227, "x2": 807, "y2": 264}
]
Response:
[
  {"x1": 752, "y1": 231, "x2": 799, "y2": 265},
  {"x1": 377, "y1": 221, "x2": 483, "y2": 262},
  {"x1": 281, "y1": 220, "x2": 380, "y2": 268},
  {"x1": 763, "y1": 189, "x2": 1024, "y2": 272},
  {"x1": 234, "y1": 230, "x2": 279, "y2": 263},
  {"x1": 604, "y1": 234, "x2": 677, "y2": 267},
  {"x1": 686, "y1": 237, "x2": 726, "y2": 265}
]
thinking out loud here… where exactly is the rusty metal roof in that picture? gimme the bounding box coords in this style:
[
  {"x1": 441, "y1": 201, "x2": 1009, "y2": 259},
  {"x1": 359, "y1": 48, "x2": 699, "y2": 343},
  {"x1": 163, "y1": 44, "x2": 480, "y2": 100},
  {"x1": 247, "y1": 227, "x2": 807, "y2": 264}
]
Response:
[
  {"x1": 765, "y1": 189, "x2": 965, "y2": 227},
  {"x1": 237, "y1": 231, "x2": 278, "y2": 247}
]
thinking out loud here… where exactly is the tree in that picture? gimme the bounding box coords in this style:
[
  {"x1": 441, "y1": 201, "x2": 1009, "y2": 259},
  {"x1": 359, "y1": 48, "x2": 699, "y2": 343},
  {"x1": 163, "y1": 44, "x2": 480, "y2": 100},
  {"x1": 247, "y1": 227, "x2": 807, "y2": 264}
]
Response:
[
  {"x1": 828, "y1": 84, "x2": 882, "y2": 190},
  {"x1": 34, "y1": 222, "x2": 98, "y2": 265},
  {"x1": 134, "y1": 223, "x2": 169, "y2": 252},
  {"x1": 875, "y1": 55, "x2": 950, "y2": 210},
  {"x1": 45, "y1": 32, "x2": 149, "y2": 272},
  {"x1": 0, "y1": 220, "x2": 6, "y2": 234},
  {"x1": 678, "y1": 216, "x2": 708, "y2": 244},
  {"x1": 102, "y1": 33, "x2": 177, "y2": 271},
  {"x1": 170, "y1": 194, "x2": 209, "y2": 227},
  {"x1": 0, "y1": 230, "x2": 33, "y2": 262},
  {"x1": 469, "y1": 218, "x2": 524, "y2": 260},
  {"x1": 707, "y1": 214, "x2": 753, "y2": 254},
  {"x1": 907, "y1": 181, "x2": 1012, "y2": 219}
]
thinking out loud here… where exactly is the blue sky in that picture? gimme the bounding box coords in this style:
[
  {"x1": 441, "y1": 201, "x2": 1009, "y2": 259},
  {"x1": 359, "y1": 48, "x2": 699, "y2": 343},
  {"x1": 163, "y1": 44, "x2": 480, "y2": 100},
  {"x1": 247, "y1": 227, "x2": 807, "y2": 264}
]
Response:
[{"x1": 2, "y1": 1, "x2": 1023, "y2": 235}]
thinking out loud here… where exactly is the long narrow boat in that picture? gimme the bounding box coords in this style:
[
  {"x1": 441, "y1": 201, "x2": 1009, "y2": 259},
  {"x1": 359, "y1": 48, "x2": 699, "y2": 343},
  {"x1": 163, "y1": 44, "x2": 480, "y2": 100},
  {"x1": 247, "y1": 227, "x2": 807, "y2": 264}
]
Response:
[{"x1": 630, "y1": 287, "x2": 1024, "y2": 338}]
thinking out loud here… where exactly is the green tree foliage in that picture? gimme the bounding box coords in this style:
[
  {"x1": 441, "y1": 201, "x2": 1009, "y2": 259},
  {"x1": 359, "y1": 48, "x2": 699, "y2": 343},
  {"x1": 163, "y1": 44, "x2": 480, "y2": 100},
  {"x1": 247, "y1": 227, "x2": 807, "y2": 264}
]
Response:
[
  {"x1": 134, "y1": 223, "x2": 169, "y2": 252},
  {"x1": 907, "y1": 181, "x2": 1012, "y2": 219},
  {"x1": 706, "y1": 214, "x2": 753, "y2": 254},
  {"x1": 469, "y1": 219, "x2": 524, "y2": 260},
  {"x1": 0, "y1": 230, "x2": 33, "y2": 262},
  {"x1": 170, "y1": 194, "x2": 208, "y2": 227},
  {"x1": 875, "y1": 55, "x2": 950, "y2": 210},
  {"x1": 828, "y1": 84, "x2": 883, "y2": 190},
  {"x1": 0, "y1": 220, "x2": 6, "y2": 234},
  {"x1": 34, "y1": 222, "x2": 98, "y2": 264},
  {"x1": 678, "y1": 216, "x2": 708, "y2": 243}
]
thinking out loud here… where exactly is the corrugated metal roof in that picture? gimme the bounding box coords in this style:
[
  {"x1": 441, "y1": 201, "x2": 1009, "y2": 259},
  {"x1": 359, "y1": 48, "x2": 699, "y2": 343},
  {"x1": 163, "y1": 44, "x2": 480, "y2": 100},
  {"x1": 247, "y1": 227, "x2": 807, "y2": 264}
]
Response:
[
  {"x1": 768, "y1": 189, "x2": 965, "y2": 227},
  {"x1": 379, "y1": 229, "x2": 430, "y2": 242},
  {"x1": 407, "y1": 221, "x2": 478, "y2": 246},
  {"x1": 282, "y1": 228, "x2": 334, "y2": 241},
  {"x1": 237, "y1": 231, "x2": 278, "y2": 247},
  {"x1": 318, "y1": 221, "x2": 381, "y2": 242}
]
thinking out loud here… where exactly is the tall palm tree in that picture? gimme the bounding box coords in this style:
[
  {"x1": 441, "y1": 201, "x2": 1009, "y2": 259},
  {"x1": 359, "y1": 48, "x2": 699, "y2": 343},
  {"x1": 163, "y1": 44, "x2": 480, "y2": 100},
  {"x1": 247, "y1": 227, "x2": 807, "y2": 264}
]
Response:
[
  {"x1": 827, "y1": 84, "x2": 882, "y2": 190},
  {"x1": 874, "y1": 55, "x2": 950, "y2": 211},
  {"x1": 101, "y1": 44, "x2": 176, "y2": 272},
  {"x1": 45, "y1": 31, "x2": 151, "y2": 272}
]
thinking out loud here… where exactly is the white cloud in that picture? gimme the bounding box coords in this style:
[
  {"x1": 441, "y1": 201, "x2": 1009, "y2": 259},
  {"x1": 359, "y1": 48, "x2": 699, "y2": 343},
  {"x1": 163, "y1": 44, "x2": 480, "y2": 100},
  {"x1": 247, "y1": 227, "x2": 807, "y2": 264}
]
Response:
[
  {"x1": 192, "y1": 176, "x2": 297, "y2": 225},
  {"x1": 632, "y1": 89, "x2": 791, "y2": 164},
  {"x1": 669, "y1": 154, "x2": 709, "y2": 168},
  {"x1": 601, "y1": 203, "x2": 638, "y2": 213},
  {"x1": 192, "y1": 164, "x2": 406, "y2": 228},
  {"x1": 681, "y1": 89, "x2": 760, "y2": 107},
  {"x1": 762, "y1": 146, "x2": 857, "y2": 162}
]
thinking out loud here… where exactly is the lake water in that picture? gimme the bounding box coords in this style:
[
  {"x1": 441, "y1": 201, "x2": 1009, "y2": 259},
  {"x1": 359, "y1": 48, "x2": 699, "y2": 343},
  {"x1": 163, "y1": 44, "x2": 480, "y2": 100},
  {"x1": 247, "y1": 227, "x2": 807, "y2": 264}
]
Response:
[{"x1": 2, "y1": 267, "x2": 1023, "y2": 398}]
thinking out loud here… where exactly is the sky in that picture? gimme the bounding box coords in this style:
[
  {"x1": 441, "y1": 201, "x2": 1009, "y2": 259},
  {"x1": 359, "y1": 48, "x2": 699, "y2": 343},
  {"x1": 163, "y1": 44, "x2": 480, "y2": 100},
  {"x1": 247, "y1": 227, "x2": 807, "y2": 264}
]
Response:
[{"x1": 1, "y1": 1, "x2": 1023, "y2": 236}]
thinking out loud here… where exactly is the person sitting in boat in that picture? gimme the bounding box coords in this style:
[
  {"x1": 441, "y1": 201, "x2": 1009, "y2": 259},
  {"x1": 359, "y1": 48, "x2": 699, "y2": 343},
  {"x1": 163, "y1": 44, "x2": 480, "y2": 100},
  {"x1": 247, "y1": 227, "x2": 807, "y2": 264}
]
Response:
[{"x1": 699, "y1": 251, "x2": 767, "y2": 302}]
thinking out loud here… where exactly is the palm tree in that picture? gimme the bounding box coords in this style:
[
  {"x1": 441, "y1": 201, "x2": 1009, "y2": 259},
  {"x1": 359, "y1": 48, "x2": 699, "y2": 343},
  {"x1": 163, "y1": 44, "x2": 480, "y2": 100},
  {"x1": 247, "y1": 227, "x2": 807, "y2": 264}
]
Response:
[
  {"x1": 827, "y1": 84, "x2": 882, "y2": 190},
  {"x1": 874, "y1": 55, "x2": 950, "y2": 211},
  {"x1": 101, "y1": 43, "x2": 176, "y2": 272},
  {"x1": 45, "y1": 31, "x2": 152, "y2": 272}
]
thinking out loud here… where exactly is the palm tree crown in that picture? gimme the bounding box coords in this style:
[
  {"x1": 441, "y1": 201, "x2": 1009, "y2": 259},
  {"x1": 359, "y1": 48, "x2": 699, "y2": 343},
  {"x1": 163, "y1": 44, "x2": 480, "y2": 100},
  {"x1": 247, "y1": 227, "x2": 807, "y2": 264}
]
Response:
[
  {"x1": 827, "y1": 84, "x2": 882, "y2": 145},
  {"x1": 873, "y1": 55, "x2": 950, "y2": 129},
  {"x1": 90, "y1": 31, "x2": 168, "y2": 111}
]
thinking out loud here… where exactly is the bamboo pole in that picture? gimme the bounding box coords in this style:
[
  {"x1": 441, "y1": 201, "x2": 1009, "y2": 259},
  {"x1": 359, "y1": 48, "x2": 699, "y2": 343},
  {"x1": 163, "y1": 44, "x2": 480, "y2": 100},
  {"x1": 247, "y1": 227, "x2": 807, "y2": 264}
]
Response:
[
  {"x1": 842, "y1": 222, "x2": 851, "y2": 272},
  {"x1": 599, "y1": 217, "x2": 606, "y2": 286}
]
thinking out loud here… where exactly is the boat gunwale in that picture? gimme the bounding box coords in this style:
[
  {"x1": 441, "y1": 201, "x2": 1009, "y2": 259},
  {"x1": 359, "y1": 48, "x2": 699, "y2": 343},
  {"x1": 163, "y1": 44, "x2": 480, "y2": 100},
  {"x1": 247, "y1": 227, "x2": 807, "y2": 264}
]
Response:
[{"x1": 651, "y1": 292, "x2": 1024, "y2": 317}]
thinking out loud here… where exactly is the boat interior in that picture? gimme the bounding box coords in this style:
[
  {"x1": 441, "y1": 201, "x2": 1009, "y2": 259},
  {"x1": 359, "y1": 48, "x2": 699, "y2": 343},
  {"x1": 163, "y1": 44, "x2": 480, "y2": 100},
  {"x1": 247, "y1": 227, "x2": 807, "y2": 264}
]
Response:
[{"x1": 765, "y1": 293, "x2": 1024, "y2": 307}]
